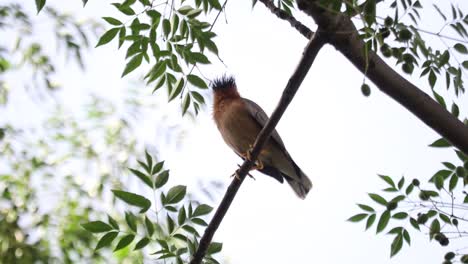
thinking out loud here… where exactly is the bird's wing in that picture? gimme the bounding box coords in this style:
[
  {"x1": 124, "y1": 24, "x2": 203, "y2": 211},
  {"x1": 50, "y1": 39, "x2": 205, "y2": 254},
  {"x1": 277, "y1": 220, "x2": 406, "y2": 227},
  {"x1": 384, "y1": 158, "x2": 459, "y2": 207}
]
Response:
[{"x1": 242, "y1": 98, "x2": 286, "y2": 151}]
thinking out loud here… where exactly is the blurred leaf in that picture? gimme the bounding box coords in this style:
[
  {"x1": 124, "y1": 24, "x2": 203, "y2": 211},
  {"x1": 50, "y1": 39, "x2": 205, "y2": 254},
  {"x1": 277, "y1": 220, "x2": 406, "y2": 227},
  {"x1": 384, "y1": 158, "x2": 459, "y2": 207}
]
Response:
[
  {"x1": 112, "y1": 190, "x2": 151, "y2": 213},
  {"x1": 96, "y1": 231, "x2": 118, "y2": 250},
  {"x1": 207, "y1": 242, "x2": 223, "y2": 254},
  {"x1": 348, "y1": 213, "x2": 368, "y2": 222},
  {"x1": 114, "y1": 234, "x2": 135, "y2": 251},
  {"x1": 145, "y1": 216, "x2": 155, "y2": 236},
  {"x1": 82, "y1": 221, "x2": 113, "y2": 233},
  {"x1": 35, "y1": 0, "x2": 46, "y2": 13},
  {"x1": 129, "y1": 168, "x2": 152, "y2": 188},
  {"x1": 108, "y1": 215, "x2": 119, "y2": 230},
  {"x1": 154, "y1": 170, "x2": 169, "y2": 188},
  {"x1": 134, "y1": 237, "x2": 150, "y2": 250}
]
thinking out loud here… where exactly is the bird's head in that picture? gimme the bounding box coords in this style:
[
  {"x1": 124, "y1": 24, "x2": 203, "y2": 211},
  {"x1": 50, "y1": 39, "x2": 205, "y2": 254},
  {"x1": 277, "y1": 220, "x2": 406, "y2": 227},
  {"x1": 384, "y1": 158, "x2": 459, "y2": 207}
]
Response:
[
  {"x1": 211, "y1": 75, "x2": 237, "y2": 92},
  {"x1": 211, "y1": 75, "x2": 240, "y2": 102}
]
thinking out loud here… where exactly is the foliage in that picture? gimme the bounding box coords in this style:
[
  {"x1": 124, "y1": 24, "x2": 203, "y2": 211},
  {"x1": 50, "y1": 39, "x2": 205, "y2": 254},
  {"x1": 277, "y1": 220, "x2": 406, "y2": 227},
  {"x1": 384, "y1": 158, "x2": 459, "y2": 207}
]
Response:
[
  {"x1": 82, "y1": 152, "x2": 223, "y2": 263},
  {"x1": 350, "y1": 145, "x2": 468, "y2": 261}
]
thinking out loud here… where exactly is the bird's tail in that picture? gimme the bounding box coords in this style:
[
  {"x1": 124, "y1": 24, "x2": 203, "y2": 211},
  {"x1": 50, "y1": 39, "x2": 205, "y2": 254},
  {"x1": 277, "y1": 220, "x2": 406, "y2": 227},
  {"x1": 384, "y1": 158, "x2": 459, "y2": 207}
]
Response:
[{"x1": 285, "y1": 160, "x2": 312, "y2": 199}]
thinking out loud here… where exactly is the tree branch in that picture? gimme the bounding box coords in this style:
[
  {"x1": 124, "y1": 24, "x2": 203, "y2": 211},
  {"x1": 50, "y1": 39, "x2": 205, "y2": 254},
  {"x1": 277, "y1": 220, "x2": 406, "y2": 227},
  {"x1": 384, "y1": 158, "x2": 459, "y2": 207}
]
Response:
[
  {"x1": 296, "y1": 0, "x2": 468, "y2": 154},
  {"x1": 189, "y1": 32, "x2": 326, "y2": 264},
  {"x1": 258, "y1": 0, "x2": 313, "y2": 38}
]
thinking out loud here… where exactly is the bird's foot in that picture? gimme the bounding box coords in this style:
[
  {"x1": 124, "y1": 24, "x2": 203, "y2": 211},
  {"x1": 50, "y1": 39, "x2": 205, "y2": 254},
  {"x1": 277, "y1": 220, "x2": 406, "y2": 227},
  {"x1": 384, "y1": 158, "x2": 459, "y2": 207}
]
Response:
[{"x1": 242, "y1": 146, "x2": 264, "y2": 171}]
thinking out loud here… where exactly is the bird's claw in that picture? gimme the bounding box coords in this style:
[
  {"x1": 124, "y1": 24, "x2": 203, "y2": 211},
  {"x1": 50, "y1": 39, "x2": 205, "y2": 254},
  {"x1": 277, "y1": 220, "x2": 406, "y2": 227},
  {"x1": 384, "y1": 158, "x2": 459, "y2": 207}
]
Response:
[{"x1": 242, "y1": 145, "x2": 264, "y2": 171}]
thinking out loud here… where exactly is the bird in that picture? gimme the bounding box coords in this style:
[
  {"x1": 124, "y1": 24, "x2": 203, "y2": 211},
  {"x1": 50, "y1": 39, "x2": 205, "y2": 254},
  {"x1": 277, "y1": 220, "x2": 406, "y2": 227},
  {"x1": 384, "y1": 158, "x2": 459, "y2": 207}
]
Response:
[{"x1": 211, "y1": 75, "x2": 312, "y2": 199}]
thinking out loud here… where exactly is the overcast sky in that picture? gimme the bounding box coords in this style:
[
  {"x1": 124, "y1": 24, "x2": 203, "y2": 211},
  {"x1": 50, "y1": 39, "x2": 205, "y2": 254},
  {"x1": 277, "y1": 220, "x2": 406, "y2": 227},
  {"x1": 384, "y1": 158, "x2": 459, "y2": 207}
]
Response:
[{"x1": 11, "y1": 0, "x2": 468, "y2": 263}]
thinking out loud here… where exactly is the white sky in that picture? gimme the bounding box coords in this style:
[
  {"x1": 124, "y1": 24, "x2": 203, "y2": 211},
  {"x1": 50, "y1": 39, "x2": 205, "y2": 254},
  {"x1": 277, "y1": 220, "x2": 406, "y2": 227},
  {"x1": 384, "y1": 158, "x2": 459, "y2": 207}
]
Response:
[{"x1": 8, "y1": 0, "x2": 468, "y2": 263}]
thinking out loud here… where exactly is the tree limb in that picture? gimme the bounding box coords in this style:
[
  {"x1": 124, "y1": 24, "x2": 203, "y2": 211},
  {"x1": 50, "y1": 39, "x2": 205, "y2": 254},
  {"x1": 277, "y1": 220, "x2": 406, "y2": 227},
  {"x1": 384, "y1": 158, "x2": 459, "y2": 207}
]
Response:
[
  {"x1": 189, "y1": 32, "x2": 326, "y2": 264},
  {"x1": 296, "y1": 0, "x2": 468, "y2": 154},
  {"x1": 258, "y1": 0, "x2": 313, "y2": 38}
]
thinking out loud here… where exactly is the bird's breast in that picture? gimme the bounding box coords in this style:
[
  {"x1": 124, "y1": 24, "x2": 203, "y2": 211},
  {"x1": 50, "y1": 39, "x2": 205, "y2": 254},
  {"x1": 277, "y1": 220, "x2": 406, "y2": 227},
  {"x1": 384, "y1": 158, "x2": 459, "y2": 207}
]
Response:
[{"x1": 214, "y1": 99, "x2": 260, "y2": 155}]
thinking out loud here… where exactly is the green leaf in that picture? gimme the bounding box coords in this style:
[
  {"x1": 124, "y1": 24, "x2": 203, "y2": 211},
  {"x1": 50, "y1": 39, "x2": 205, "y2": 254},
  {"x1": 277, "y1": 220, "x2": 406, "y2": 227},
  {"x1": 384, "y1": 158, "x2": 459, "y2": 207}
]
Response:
[
  {"x1": 366, "y1": 214, "x2": 376, "y2": 230},
  {"x1": 35, "y1": 0, "x2": 46, "y2": 13},
  {"x1": 145, "y1": 216, "x2": 155, "y2": 236},
  {"x1": 191, "y1": 91, "x2": 205, "y2": 104},
  {"x1": 103, "y1": 17, "x2": 123, "y2": 25},
  {"x1": 96, "y1": 28, "x2": 120, "y2": 47},
  {"x1": 108, "y1": 214, "x2": 119, "y2": 230},
  {"x1": 192, "y1": 204, "x2": 213, "y2": 217},
  {"x1": 152, "y1": 161, "x2": 164, "y2": 175},
  {"x1": 125, "y1": 212, "x2": 137, "y2": 232},
  {"x1": 178, "y1": 5, "x2": 193, "y2": 15},
  {"x1": 134, "y1": 237, "x2": 150, "y2": 250},
  {"x1": 129, "y1": 168, "x2": 152, "y2": 188},
  {"x1": 167, "y1": 214, "x2": 175, "y2": 234},
  {"x1": 369, "y1": 193, "x2": 387, "y2": 206},
  {"x1": 163, "y1": 19, "x2": 171, "y2": 37},
  {"x1": 403, "y1": 229, "x2": 411, "y2": 245},
  {"x1": 449, "y1": 172, "x2": 458, "y2": 191},
  {"x1": 122, "y1": 53, "x2": 143, "y2": 77},
  {"x1": 191, "y1": 52, "x2": 210, "y2": 64},
  {"x1": 118, "y1": 26, "x2": 126, "y2": 48},
  {"x1": 112, "y1": 190, "x2": 151, "y2": 213},
  {"x1": 347, "y1": 213, "x2": 368, "y2": 222},
  {"x1": 187, "y1": 74, "x2": 208, "y2": 89},
  {"x1": 454, "y1": 43, "x2": 468, "y2": 54},
  {"x1": 363, "y1": 0, "x2": 376, "y2": 25},
  {"x1": 434, "y1": 175, "x2": 444, "y2": 190},
  {"x1": 429, "y1": 138, "x2": 451, "y2": 147},
  {"x1": 191, "y1": 218, "x2": 208, "y2": 226},
  {"x1": 178, "y1": 206, "x2": 187, "y2": 225},
  {"x1": 462, "y1": 61, "x2": 468, "y2": 69},
  {"x1": 451, "y1": 103, "x2": 460, "y2": 117},
  {"x1": 165, "y1": 185, "x2": 186, "y2": 204},
  {"x1": 82, "y1": 221, "x2": 113, "y2": 233},
  {"x1": 154, "y1": 170, "x2": 169, "y2": 188},
  {"x1": 358, "y1": 204, "x2": 375, "y2": 212},
  {"x1": 145, "y1": 151, "x2": 153, "y2": 172},
  {"x1": 96, "y1": 231, "x2": 118, "y2": 250},
  {"x1": 182, "y1": 225, "x2": 199, "y2": 236},
  {"x1": 182, "y1": 94, "x2": 191, "y2": 116},
  {"x1": 207, "y1": 242, "x2": 223, "y2": 254},
  {"x1": 379, "y1": 174, "x2": 396, "y2": 188},
  {"x1": 405, "y1": 184, "x2": 414, "y2": 195},
  {"x1": 428, "y1": 70, "x2": 437, "y2": 88},
  {"x1": 114, "y1": 234, "x2": 135, "y2": 251},
  {"x1": 429, "y1": 219, "x2": 440, "y2": 238},
  {"x1": 409, "y1": 217, "x2": 420, "y2": 230},
  {"x1": 392, "y1": 212, "x2": 408, "y2": 219},
  {"x1": 376, "y1": 210, "x2": 391, "y2": 233},
  {"x1": 169, "y1": 78, "x2": 184, "y2": 101},
  {"x1": 390, "y1": 234, "x2": 403, "y2": 257},
  {"x1": 397, "y1": 176, "x2": 405, "y2": 190}
]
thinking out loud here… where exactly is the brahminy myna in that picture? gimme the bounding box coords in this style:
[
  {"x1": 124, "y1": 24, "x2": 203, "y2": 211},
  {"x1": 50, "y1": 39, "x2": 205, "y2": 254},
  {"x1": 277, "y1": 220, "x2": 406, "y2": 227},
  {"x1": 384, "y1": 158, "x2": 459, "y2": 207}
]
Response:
[{"x1": 212, "y1": 76, "x2": 312, "y2": 199}]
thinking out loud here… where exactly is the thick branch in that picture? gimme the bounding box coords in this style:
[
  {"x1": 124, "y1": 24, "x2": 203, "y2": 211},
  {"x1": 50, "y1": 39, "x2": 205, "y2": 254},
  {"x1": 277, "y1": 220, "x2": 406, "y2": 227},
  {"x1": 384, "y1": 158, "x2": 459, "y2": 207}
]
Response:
[
  {"x1": 296, "y1": 0, "x2": 468, "y2": 154},
  {"x1": 189, "y1": 32, "x2": 326, "y2": 264},
  {"x1": 258, "y1": 0, "x2": 313, "y2": 38}
]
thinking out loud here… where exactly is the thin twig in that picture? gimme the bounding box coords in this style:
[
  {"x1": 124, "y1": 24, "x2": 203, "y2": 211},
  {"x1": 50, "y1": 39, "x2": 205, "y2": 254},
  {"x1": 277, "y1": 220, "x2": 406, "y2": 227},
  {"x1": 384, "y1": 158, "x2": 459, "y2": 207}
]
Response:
[
  {"x1": 189, "y1": 31, "x2": 326, "y2": 264},
  {"x1": 258, "y1": 0, "x2": 313, "y2": 38}
]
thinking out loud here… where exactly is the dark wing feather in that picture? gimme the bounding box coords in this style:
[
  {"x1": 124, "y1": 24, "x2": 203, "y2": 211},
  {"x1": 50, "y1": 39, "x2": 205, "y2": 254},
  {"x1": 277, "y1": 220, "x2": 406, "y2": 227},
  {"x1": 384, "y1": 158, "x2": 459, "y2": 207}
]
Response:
[{"x1": 242, "y1": 98, "x2": 286, "y2": 151}]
